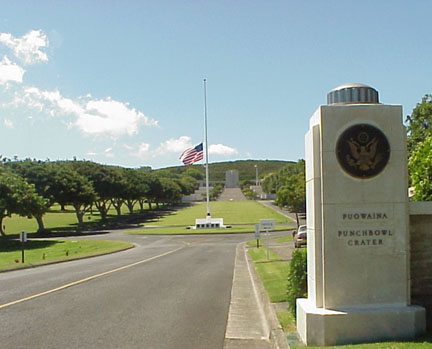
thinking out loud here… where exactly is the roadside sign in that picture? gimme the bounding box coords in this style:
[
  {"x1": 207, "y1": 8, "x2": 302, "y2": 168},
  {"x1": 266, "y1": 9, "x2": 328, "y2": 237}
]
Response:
[
  {"x1": 259, "y1": 219, "x2": 274, "y2": 231},
  {"x1": 20, "y1": 231, "x2": 27, "y2": 263},
  {"x1": 254, "y1": 224, "x2": 260, "y2": 239},
  {"x1": 20, "y1": 231, "x2": 27, "y2": 243}
]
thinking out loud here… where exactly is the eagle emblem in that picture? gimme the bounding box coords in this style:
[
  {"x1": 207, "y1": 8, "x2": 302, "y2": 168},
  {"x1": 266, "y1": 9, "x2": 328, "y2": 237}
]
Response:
[
  {"x1": 346, "y1": 136, "x2": 382, "y2": 171},
  {"x1": 336, "y1": 124, "x2": 390, "y2": 178}
]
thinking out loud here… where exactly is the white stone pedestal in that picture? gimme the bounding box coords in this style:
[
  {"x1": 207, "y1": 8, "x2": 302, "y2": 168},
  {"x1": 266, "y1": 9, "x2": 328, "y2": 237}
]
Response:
[
  {"x1": 297, "y1": 84, "x2": 426, "y2": 346},
  {"x1": 297, "y1": 299, "x2": 425, "y2": 346}
]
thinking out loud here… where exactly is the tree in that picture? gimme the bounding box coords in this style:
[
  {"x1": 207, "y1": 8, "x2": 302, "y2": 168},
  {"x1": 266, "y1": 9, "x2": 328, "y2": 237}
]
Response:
[
  {"x1": 122, "y1": 169, "x2": 150, "y2": 214},
  {"x1": 51, "y1": 166, "x2": 96, "y2": 226},
  {"x1": 406, "y1": 94, "x2": 432, "y2": 155},
  {"x1": 5, "y1": 160, "x2": 59, "y2": 232},
  {"x1": 184, "y1": 168, "x2": 204, "y2": 181},
  {"x1": 176, "y1": 175, "x2": 197, "y2": 196},
  {"x1": 158, "y1": 178, "x2": 182, "y2": 206},
  {"x1": 68, "y1": 161, "x2": 126, "y2": 219},
  {"x1": 408, "y1": 135, "x2": 432, "y2": 201},
  {"x1": 262, "y1": 160, "x2": 306, "y2": 213},
  {"x1": 145, "y1": 174, "x2": 163, "y2": 210},
  {"x1": 0, "y1": 170, "x2": 47, "y2": 236}
]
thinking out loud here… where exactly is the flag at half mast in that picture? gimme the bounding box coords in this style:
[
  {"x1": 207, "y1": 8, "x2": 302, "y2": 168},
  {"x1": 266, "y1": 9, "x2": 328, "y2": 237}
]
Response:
[{"x1": 179, "y1": 143, "x2": 204, "y2": 165}]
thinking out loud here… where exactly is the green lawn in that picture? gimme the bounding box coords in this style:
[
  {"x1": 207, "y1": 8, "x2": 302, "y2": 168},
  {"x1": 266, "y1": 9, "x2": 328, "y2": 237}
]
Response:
[
  {"x1": 2, "y1": 201, "x2": 293, "y2": 236},
  {"x1": 2, "y1": 203, "x2": 149, "y2": 236},
  {"x1": 128, "y1": 225, "x2": 290, "y2": 235},
  {"x1": 248, "y1": 246, "x2": 289, "y2": 303},
  {"x1": 149, "y1": 201, "x2": 292, "y2": 227},
  {"x1": 0, "y1": 239, "x2": 133, "y2": 271},
  {"x1": 277, "y1": 311, "x2": 296, "y2": 333}
]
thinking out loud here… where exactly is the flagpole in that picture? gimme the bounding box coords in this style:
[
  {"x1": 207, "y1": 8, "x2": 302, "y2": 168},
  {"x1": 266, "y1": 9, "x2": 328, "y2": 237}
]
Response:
[{"x1": 204, "y1": 79, "x2": 210, "y2": 217}]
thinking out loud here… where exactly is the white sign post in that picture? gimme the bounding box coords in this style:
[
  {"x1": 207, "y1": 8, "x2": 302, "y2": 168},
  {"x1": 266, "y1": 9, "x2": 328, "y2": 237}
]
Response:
[
  {"x1": 19, "y1": 231, "x2": 27, "y2": 263},
  {"x1": 20, "y1": 231, "x2": 27, "y2": 243},
  {"x1": 259, "y1": 219, "x2": 274, "y2": 260},
  {"x1": 254, "y1": 224, "x2": 260, "y2": 248}
]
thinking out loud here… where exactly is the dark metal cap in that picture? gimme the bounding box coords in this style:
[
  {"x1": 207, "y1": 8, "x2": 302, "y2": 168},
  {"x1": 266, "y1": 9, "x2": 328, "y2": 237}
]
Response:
[{"x1": 327, "y1": 83, "x2": 379, "y2": 105}]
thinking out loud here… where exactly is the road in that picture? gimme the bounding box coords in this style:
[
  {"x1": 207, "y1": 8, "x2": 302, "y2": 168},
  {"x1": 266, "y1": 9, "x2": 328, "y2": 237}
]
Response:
[{"x1": 0, "y1": 233, "x2": 251, "y2": 349}]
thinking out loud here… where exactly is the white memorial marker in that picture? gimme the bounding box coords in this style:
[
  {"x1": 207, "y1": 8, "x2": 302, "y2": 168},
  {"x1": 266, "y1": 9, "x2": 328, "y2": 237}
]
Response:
[{"x1": 297, "y1": 83, "x2": 425, "y2": 346}]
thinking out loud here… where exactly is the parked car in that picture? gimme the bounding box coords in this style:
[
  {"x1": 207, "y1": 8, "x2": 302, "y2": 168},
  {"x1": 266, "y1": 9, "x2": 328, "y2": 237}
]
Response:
[{"x1": 294, "y1": 225, "x2": 307, "y2": 248}]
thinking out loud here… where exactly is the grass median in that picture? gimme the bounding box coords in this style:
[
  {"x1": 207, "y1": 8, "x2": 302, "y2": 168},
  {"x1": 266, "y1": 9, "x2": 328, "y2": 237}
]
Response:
[{"x1": 0, "y1": 239, "x2": 133, "y2": 271}]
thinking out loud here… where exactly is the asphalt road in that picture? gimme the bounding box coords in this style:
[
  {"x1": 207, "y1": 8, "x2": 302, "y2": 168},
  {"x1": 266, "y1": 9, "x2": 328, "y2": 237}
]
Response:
[{"x1": 0, "y1": 233, "x2": 252, "y2": 349}]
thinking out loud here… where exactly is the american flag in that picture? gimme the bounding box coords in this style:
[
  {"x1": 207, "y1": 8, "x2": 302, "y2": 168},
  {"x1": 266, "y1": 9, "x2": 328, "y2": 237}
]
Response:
[{"x1": 179, "y1": 143, "x2": 204, "y2": 165}]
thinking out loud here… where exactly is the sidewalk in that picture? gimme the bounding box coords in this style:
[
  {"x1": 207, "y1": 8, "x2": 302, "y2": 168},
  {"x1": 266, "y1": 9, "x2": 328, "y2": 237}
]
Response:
[{"x1": 224, "y1": 243, "x2": 289, "y2": 349}]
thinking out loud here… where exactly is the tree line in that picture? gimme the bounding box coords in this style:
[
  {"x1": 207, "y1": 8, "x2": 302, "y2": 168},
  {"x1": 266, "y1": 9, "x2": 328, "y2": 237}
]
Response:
[
  {"x1": 0, "y1": 159, "x2": 203, "y2": 236},
  {"x1": 407, "y1": 94, "x2": 432, "y2": 201},
  {"x1": 159, "y1": 160, "x2": 292, "y2": 182},
  {"x1": 261, "y1": 160, "x2": 305, "y2": 213}
]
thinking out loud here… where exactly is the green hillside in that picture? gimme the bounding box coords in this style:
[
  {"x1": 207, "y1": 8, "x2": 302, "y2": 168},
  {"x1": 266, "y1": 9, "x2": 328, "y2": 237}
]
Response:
[{"x1": 156, "y1": 160, "x2": 294, "y2": 183}]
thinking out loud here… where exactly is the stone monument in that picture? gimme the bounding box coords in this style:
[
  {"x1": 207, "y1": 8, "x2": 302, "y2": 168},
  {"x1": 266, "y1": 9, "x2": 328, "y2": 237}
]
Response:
[
  {"x1": 297, "y1": 83, "x2": 426, "y2": 346},
  {"x1": 225, "y1": 170, "x2": 239, "y2": 188}
]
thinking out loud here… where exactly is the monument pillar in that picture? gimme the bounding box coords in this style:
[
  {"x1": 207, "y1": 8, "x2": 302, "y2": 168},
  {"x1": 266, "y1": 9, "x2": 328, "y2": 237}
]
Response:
[{"x1": 297, "y1": 83, "x2": 426, "y2": 346}]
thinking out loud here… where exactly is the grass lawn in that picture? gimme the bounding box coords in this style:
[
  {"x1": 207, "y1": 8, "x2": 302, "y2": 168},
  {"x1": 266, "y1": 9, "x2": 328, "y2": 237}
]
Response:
[
  {"x1": 248, "y1": 246, "x2": 289, "y2": 303},
  {"x1": 149, "y1": 201, "x2": 293, "y2": 227},
  {"x1": 0, "y1": 239, "x2": 133, "y2": 271},
  {"x1": 2, "y1": 201, "x2": 294, "y2": 237},
  {"x1": 128, "y1": 225, "x2": 290, "y2": 235},
  {"x1": 277, "y1": 311, "x2": 296, "y2": 333},
  {"x1": 2, "y1": 203, "x2": 149, "y2": 236}
]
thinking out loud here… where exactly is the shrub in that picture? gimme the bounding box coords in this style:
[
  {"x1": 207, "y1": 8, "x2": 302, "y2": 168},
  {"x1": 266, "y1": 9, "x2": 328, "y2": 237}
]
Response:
[
  {"x1": 209, "y1": 184, "x2": 223, "y2": 201},
  {"x1": 287, "y1": 248, "x2": 307, "y2": 316}
]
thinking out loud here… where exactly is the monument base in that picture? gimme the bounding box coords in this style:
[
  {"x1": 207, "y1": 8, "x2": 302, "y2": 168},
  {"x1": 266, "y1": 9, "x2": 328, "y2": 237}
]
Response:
[
  {"x1": 297, "y1": 298, "x2": 426, "y2": 346},
  {"x1": 194, "y1": 216, "x2": 226, "y2": 229}
]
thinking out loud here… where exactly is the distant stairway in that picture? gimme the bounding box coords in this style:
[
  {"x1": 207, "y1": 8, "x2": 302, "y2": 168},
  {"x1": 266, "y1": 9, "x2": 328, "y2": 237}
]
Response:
[{"x1": 217, "y1": 187, "x2": 247, "y2": 201}]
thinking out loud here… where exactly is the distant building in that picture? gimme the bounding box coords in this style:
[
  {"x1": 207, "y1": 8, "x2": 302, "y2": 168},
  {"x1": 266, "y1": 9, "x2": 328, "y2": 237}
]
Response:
[{"x1": 225, "y1": 170, "x2": 239, "y2": 188}]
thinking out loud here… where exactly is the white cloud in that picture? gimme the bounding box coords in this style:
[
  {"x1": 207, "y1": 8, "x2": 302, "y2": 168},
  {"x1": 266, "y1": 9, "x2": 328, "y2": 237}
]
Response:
[
  {"x1": 131, "y1": 143, "x2": 151, "y2": 158},
  {"x1": 0, "y1": 30, "x2": 48, "y2": 65},
  {"x1": 0, "y1": 56, "x2": 25, "y2": 85},
  {"x1": 11, "y1": 87, "x2": 158, "y2": 138},
  {"x1": 154, "y1": 136, "x2": 192, "y2": 155},
  {"x1": 209, "y1": 144, "x2": 238, "y2": 155},
  {"x1": 79, "y1": 99, "x2": 158, "y2": 137},
  {"x1": 4, "y1": 118, "x2": 13, "y2": 128},
  {"x1": 104, "y1": 147, "x2": 115, "y2": 158}
]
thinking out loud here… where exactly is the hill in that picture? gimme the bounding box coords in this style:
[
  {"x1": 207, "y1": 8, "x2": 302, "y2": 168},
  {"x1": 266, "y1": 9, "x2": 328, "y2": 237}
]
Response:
[{"x1": 155, "y1": 160, "x2": 295, "y2": 183}]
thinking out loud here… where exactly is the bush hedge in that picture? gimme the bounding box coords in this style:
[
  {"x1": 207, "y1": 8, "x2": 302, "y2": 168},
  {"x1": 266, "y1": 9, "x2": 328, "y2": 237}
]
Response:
[{"x1": 287, "y1": 248, "x2": 307, "y2": 316}]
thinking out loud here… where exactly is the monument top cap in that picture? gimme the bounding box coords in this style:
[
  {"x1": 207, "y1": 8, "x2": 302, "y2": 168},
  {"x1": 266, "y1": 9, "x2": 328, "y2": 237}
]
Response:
[{"x1": 327, "y1": 83, "x2": 379, "y2": 105}]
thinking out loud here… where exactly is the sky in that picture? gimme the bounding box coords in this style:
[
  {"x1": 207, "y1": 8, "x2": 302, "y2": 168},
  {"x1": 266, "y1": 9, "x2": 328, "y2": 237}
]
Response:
[{"x1": 1, "y1": 1, "x2": 432, "y2": 170}]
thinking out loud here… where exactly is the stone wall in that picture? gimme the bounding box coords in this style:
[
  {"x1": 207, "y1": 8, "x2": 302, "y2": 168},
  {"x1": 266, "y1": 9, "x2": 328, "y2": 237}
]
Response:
[{"x1": 409, "y1": 202, "x2": 432, "y2": 330}]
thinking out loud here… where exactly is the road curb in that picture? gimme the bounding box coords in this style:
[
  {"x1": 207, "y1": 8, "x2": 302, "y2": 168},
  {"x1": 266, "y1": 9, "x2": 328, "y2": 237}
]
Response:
[{"x1": 244, "y1": 243, "x2": 289, "y2": 349}]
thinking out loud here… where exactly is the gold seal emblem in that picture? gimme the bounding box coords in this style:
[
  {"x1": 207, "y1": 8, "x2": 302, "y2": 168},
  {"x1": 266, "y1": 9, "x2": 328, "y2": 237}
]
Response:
[{"x1": 336, "y1": 124, "x2": 390, "y2": 178}]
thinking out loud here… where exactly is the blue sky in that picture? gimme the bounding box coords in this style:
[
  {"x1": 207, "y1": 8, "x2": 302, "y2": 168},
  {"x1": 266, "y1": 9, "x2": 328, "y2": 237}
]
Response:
[{"x1": 1, "y1": 1, "x2": 431, "y2": 169}]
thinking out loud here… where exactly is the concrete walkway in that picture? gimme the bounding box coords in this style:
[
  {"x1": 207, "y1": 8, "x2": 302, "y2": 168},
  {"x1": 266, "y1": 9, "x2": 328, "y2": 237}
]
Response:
[
  {"x1": 224, "y1": 243, "x2": 271, "y2": 348},
  {"x1": 224, "y1": 242, "x2": 289, "y2": 349}
]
